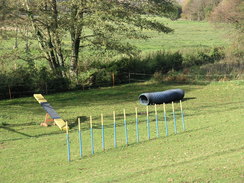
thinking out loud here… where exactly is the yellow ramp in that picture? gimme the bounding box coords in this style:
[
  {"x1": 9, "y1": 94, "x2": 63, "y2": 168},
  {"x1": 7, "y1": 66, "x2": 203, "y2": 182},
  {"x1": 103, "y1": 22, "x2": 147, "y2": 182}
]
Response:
[
  {"x1": 54, "y1": 119, "x2": 67, "y2": 131},
  {"x1": 34, "y1": 94, "x2": 68, "y2": 131},
  {"x1": 34, "y1": 94, "x2": 47, "y2": 103}
]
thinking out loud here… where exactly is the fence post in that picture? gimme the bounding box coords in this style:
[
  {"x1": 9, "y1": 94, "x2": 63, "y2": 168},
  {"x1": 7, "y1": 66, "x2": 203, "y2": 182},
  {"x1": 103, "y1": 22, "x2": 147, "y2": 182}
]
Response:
[
  {"x1": 45, "y1": 82, "x2": 48, "y2": 94},
  {"x1": 112, "y1": 72, "x2": 115, "y2": 87},
  {"x1": 8, "y1": 85, "x2": 12, "y2": 99},
  {"x1": 128, "y1": 72, "x2": 131, "y2": 83}
]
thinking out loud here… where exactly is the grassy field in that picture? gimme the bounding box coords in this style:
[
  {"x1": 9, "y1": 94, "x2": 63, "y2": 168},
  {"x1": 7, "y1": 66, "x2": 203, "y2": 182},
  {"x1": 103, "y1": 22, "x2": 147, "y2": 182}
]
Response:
[
  {"x1": 0, "y1": 19, "x2": 229, "y2": 70},
  {"x1": 0, "y1": 80, "x2": 243, "y2": 182},
  {"x1": 132, "y1": 19, "x2": 229, "y2": 53}
]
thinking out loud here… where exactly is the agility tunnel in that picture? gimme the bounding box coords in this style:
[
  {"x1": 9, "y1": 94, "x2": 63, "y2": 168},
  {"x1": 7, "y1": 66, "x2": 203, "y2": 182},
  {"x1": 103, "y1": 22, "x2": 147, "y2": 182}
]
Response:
[
  {"x1": 34, "y1": 94, "x2": 67, "y2": 130},
  {"x1": 139, "y1": 89, "x2": 185, "y2": 105}
]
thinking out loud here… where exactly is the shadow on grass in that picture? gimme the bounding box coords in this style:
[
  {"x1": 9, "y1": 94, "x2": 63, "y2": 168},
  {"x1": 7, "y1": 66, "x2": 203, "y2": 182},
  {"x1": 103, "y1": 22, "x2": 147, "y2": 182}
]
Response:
[
  {"x1": 72, "y1": 126, "x2": 210, "y2": 161},
  {"x1": 105, "y1": 145, "x2": 244, "y2": 183},
  {"x1": 50, "y1": 81, "x2": 205, "y2": 108},
  {"x1": 0, "y1": 122, "x2": 64, "y2": 142},
  {"x1": 0, "y1": 126, "x2": 33, "y2": 138}
]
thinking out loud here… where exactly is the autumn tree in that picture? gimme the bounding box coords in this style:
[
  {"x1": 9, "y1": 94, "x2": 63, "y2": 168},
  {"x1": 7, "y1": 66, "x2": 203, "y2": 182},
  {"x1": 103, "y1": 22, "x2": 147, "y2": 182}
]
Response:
[
  {"x1": 210, "y1": 0, "x2": 244, "y2": 57},
  {"x1": 182, "y1": 0, "x2": 222, "y2": 20}
]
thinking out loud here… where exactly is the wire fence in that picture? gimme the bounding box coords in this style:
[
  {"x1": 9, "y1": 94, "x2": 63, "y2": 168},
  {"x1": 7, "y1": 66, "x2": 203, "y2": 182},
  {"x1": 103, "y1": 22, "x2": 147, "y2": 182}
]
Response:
[{"x1": 0, "y1": 72, "x2": 243, "y2": 100}]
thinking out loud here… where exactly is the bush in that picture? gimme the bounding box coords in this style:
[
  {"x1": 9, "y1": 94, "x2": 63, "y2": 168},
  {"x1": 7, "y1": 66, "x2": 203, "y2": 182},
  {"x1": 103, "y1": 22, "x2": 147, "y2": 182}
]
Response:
[{"x1": 183, "y1": 47, "x2": 224, "y2": 67}]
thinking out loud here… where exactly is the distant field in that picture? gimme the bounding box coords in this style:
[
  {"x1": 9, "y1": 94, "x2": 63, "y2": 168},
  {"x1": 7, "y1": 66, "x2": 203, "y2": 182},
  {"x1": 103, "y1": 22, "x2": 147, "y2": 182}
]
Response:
[
  {"x1": 0, "y1": 80, "x2": 243, "y2": 182},
  {"x1": 131, "y1": 19, "x2": 229, "y2": 53},
  {"x1": 0, "y1": 18, "x2": 229, "y2": 70}
]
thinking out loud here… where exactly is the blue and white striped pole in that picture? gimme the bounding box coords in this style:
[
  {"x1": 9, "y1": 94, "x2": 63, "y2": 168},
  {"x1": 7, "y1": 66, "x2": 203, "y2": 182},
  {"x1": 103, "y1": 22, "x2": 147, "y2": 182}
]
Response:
[
  {"x1": 163, "y1": 103, "x2": 168, "y2": 136},
  {"x1": 78, "y1": 118, "x2": 82, "y2": 157},
  {"x1": 135, "y1": 107, "x2": 139, "y2": 143},
  {"x1": 155, "y1": 104, "x2": 159, "y2": 138},
  {"x1": 65, "y1": 121, "x2": 71, "y2": 162},
  {"x1": 113, "y1": 111, "x2": 117, "y2": 148},
  {"x1": 123, "y1": 109, "x2": 128, "y2": 146},
  {"x1": 180, "y1": 100, "x2": 186, "y2": 131},
  {"x1": 90, "y1": 116, "x2": 94, "y2": 155},
  {"x1": 146, "y1": 106, "x2": 150, "y2": 140},
  {"x1": 101, "y1": 114, "x2": 105, "y2": 151},
  {"x1": 172, "y1": 102, "x2": 177, "y2": 134}
]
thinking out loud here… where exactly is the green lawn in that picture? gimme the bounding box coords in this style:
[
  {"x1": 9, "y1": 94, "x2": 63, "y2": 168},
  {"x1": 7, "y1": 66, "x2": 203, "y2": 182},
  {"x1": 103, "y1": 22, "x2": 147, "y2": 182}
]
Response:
[
  {"x1": 0, "y1": 19, "x2": 229, "y2": 70},
  {"x1": 0, "y1": 80, "x2": 243, "y2": 182}
]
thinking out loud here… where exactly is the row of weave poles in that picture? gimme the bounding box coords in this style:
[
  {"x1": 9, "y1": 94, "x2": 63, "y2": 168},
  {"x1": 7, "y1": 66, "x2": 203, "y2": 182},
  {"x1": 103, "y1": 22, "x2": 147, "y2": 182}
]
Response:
[{"x1": 65, "y1": 100, "x2": 186, "y2": 162}]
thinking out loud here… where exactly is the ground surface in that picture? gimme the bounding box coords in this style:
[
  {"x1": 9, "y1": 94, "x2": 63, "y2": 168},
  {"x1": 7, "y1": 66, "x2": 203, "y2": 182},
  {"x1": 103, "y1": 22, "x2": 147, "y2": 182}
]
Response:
[{"x1": 0, "y1": 80, "x2": 243, "y2": 183}]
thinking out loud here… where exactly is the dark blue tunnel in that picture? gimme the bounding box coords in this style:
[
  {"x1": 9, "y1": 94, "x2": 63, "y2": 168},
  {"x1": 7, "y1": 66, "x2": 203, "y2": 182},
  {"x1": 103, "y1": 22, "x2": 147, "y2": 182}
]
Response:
[{"x1": 139, "y1": 89, "x2": 185, "y2": 105}]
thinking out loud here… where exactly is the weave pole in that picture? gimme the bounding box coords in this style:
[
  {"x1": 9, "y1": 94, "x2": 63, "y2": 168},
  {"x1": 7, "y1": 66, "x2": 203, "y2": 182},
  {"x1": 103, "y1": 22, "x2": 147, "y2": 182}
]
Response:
[
  {"x1": 135, "y1": 107, "x2": 139, "y2": 143},
  {"x1": 180, "y1": 100, "x2": 186, "y2": 131},
  {"x1": 90, "y1": 116, "x2": 94, "y2": 155},
  {"x1": 78, "y1": 118, "x2": 82, "y2": 157},
  {"x1": 123, "y1": 109, "x2": 128, "y2": 146},
  {"x1": 172, "y1": 102, "x2": 177, "y2": 134},
  {"x1": 101, "y1": 114, "x2": 105, "y2": 151},
  {"x1": 113, "y1": 111, "x2": 117, "y2": 148},
  {"x1": 155, "y1": 104, "x2": 159, "y2": 138},
  {"x1": 163, "y1": 103, "x2": 168, "y2": 136},
  {"x1": 146, "y1": 106, "x2": 150, "y2": 140},
  {"x1": 65, "y1": 121, "x2": 71, "y2": 162}
]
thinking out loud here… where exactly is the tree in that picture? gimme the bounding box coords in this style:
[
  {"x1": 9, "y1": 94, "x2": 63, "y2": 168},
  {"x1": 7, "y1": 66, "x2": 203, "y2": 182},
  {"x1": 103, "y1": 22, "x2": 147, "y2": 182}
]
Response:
[
  {"x1": 210, "y1": 0, "x2": 244, "y2": 57},
  {"x1": 182, "y1": 0, "x2": 222, "y2": 20},
  {"x1": 2, "y1": 0, "x2": 178, "y2": 79}
]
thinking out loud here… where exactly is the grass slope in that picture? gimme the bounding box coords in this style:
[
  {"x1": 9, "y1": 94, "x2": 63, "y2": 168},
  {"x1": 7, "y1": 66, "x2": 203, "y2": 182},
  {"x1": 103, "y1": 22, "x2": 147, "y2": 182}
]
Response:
[
  {"x1": 0, "y1": 19, "x2": 229, "y2": 70},
  {"x1": 0, "y1": 80, "x2": 243, "y2": 183}
]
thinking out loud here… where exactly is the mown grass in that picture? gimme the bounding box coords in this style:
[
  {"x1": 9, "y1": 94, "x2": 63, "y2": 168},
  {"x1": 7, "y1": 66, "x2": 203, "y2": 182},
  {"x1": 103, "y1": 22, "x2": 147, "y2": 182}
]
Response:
[
  {"x1": 0, "y1": 80, "x2": 243, "y2": 183},
  {"x1": 0, "y1": 19, "x2": 229, "y2": 70}
]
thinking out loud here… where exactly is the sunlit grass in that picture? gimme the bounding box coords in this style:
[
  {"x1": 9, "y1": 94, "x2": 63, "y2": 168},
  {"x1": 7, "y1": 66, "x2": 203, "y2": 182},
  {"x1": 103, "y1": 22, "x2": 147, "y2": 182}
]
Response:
[{"x1": 0, "y1": 80, "x2": 243, "y2": 182}]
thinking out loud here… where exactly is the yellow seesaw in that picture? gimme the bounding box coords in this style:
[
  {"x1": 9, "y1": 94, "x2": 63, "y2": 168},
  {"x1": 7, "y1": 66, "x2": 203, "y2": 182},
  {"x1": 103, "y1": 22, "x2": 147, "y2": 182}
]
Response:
[{"x1": 34, "y1": 94, "x2": 68, "y2": 131}]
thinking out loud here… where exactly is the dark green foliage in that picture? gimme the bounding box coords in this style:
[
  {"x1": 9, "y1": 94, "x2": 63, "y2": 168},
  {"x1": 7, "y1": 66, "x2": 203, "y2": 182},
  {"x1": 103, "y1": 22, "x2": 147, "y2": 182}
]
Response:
[
  {"x1": 0, "y1": 65, "x2": 70, "y2": 99},
  {"x1": 183, "y1": 47, "x2": 224, "y2": 67},
  {"x1": 0, "y1": 47, "x2": 227, "y2": 99}
]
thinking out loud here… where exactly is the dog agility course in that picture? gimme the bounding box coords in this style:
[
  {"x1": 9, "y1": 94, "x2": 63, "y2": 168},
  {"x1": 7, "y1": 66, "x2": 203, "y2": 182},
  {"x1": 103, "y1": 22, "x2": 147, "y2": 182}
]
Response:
[
  {"x1": 34, "y1": 90, "x2": 186, "y2": 162},
  {"x1": 1, "y1": 81, "x2": 243, "y2": 183}
]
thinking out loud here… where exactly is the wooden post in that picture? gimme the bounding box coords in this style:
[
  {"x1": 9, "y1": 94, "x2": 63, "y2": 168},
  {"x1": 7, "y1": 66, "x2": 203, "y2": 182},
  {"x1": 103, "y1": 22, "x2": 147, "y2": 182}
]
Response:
[
  {"x1": 112, "y1": 72, "x2": 115, "y2": 87},
  {"x1": 45, "y1": 82, "x2": 48, "y2": 94},
  {"x1": 8, "y1": 85, "x2": 12, "y2": 99},
  {"x1": 128, "y1": 72, "x2": 131, "y2": 83}
]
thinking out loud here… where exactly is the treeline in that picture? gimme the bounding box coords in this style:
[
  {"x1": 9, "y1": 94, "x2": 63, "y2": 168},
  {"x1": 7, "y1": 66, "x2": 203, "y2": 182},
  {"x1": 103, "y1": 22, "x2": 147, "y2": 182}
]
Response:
[
  {"x1": 181, "y1": 0, "x2": 243, "y2": 71},
  {"x1": 181, "y1": 0, "x2": 243, "y2": 23},
  {"x1": 1, "y1": 47, "x2": 235, "y2": 99}
]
